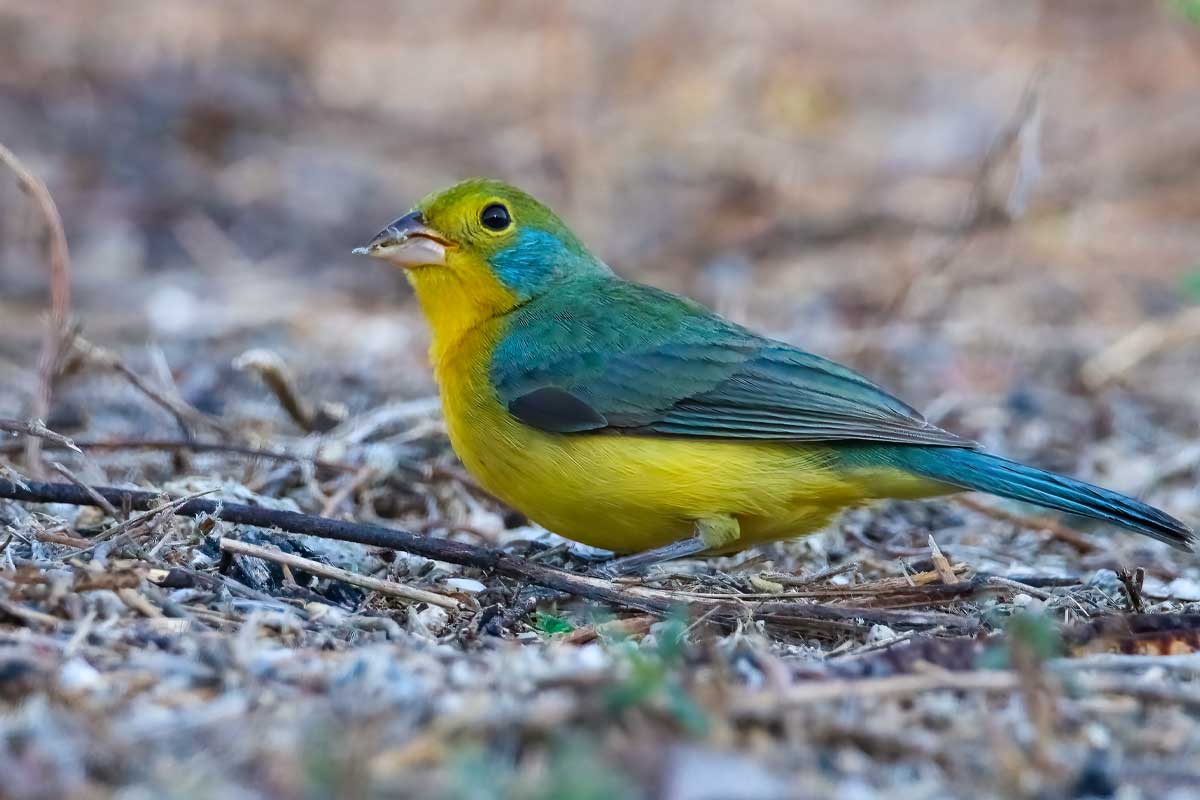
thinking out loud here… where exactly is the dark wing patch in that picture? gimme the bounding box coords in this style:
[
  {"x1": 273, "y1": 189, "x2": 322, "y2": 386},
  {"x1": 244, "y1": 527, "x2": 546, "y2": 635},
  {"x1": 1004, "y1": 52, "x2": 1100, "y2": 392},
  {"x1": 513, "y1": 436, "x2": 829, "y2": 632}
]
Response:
[{"x1": 508, "y1": 387, "x2": 608, "y2": 433}]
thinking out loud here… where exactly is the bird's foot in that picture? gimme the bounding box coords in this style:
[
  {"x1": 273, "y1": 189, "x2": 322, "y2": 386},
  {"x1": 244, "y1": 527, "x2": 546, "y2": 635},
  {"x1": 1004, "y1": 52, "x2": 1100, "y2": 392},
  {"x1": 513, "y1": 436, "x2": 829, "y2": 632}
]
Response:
[{"x1": 595, "y1": 515, "x2": 741, "y2": 577}]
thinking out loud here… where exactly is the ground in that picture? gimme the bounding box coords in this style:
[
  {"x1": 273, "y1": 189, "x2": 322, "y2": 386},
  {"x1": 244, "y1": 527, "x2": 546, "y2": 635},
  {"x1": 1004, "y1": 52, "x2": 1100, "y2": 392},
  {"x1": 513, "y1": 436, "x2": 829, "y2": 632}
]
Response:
[{"x1": 2, "y1": 2, "x2": 1200, "y2": 798}]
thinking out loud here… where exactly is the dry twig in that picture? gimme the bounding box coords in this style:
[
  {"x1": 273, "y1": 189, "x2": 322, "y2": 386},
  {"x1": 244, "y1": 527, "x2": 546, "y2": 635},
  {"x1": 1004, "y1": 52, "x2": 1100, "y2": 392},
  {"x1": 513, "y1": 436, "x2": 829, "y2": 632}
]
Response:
[
  {"x1": 763, "y1": 562, "x2": 859, "y2": 586},
  {"x1": 0, "y1": 142, "x2": 72, "y2": 479},
  {"x1": 862, "y1": 70, "x2": 1044, "y2": 338},
  {"x1": 0, "y1": 418, "x2": 80, "y2": 453},
  {"x1": 49, "y1": 461, "x2": 121, "y2": 519},
  {"x1": 72, "y1": 338, "x2": 230, "y2": 438},
  {"x1": 1116, "y1": 567, "x2": 1146, "y2": 614},
  {"x1": 79, "y1": 489, "x2": 217, "y2": 553},
  {"x1": 733, "y1": 669, "x2": 1021, "y2": 716},
  {"x1": 928, "y1": 535, "x2": 960, "y2": 585},
  {"x1": 219, "y1": 536, "x2": 461, "y2": 610},
  {"x1": 563, "y1": 614, "x2": 656, "y2": 644},
  {"x1": 1080, "y1": 306, "x2": 1200, "y2": 390},
  {"x1": 0, "y1": 598, "x2": 64, "y2": 629},
  {"x1": 320, "y1": 465, "x2": 375, "y2": 517},
  {"x1": 734, "y1": 663, "x2": 1200, "y2": 719},
  {"x1": 233, "y1": 349, "x2": 344, "y2": 433}
]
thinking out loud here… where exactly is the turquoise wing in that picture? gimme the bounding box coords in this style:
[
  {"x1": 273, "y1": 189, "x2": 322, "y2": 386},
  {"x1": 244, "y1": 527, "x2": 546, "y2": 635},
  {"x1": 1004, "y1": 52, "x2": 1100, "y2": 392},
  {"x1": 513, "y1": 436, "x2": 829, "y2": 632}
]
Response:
[{"x1": 491, "y1": 278, "x2": 971, "y2": 448}]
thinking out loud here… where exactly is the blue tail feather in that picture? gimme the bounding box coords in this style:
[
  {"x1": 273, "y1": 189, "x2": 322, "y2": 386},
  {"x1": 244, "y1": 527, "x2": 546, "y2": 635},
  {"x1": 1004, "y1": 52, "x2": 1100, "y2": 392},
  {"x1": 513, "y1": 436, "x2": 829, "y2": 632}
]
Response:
[{"x1": 884, "y1": 447, "x2": 1194, "y2": 552}]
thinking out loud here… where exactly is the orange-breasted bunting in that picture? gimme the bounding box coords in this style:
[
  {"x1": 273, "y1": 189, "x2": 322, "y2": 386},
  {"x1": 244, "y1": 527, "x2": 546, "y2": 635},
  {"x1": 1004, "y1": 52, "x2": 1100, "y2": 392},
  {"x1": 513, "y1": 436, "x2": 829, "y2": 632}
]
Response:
[{"x1": 354, "y1": 179, "x2": 1193, "y2": 571}]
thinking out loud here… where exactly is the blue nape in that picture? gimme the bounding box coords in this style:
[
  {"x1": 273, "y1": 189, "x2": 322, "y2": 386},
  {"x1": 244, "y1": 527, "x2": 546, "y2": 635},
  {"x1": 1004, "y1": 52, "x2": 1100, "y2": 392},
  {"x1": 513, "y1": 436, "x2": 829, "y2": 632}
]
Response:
[{"x1": 490, "y1": 227, "x2": 608, "y2": 298}]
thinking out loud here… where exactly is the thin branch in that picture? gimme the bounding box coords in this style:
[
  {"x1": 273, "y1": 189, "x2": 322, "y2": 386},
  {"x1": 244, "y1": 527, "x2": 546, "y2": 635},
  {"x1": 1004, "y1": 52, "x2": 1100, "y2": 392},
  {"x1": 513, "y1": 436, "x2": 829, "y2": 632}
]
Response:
[
  {"x1": 233, "y1": 349, "x2": 344, "y2": 433},
  {"x1": 873, "y1": 71, "x2": 1045, "y2": 326},
  {"x1": 233, "y1": 349, "x2": 317, "y2": 431},
  {"x1": 0, "y1": 598, "x2": 64, "y2": 629},
  {"x1": 0, "y1": 478, "x2": 978, "y2": 635},
  {"x1": 80, "y1": 489, "x2": 216, "y2": 554},
  {"x1": 220, "y1": 536, "x2": 460, "y2": 610},
  {"x1": 320, "y1": 465, "x2": 375, "y2": 516},
  {"x1": 762, "y1": 561, "x2": 859, "y2": 586},
  {"x1": 48, "y1": 461, "x2": 120, "y2": 519},
  {"x1": 0, "y1": 461, "x2": 29, "y2": 491},
  {"x1": 984, "y1": 575, "x2": 1056, "y2": 602},
  {"x1": 1080, "y1": 306, "x2": 1200, "y2": 390},
  {"x1": 0, "y1": 418, "x2": 81, "y2": 453},
  {"x1": 563, "y1": 614, "x2": 656, "y2": 644},
  {"x1": 0, "y1": 143, "x2": 72, "y2": 479},
  {"x1": 72, "y1": 337, "x2": 230, "y2": 438}
]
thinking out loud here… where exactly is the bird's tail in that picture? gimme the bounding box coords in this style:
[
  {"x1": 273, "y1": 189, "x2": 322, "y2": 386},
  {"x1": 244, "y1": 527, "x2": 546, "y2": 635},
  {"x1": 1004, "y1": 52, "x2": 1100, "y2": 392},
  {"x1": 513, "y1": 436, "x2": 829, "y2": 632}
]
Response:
[{"x1": 890, "y1": 447, "x2": 1195, "y2": 552}]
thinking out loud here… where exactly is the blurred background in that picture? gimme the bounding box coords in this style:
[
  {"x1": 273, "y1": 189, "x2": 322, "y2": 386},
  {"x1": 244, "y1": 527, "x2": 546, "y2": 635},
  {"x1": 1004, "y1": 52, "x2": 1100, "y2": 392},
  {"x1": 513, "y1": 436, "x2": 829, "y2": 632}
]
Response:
[
  {"x1": 3, "y1": 2, "x2": 1200, "y2": 797},
  {"x1": 3, "y1": 0, "x2": 1199, "y2": 432}
]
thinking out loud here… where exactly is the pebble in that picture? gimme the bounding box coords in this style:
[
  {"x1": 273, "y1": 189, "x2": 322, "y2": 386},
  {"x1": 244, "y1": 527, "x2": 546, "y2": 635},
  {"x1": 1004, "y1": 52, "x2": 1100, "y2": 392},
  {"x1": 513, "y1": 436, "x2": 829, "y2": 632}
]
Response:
[
  {"x1": 866, "y1": 624, "x2": 896, "y2": 644},
  {"x1": 58, "y1": 658, "x2": 102, "y2": 692},
  {"x1": 444, "y1": 577, "x2": 487, "y2": 593}
]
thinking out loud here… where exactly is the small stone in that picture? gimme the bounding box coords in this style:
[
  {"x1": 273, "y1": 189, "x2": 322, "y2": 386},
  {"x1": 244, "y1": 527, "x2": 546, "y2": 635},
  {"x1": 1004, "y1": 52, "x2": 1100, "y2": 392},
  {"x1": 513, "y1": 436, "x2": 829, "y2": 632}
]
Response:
[
  {"x1": 1012, "y1": 593, "x2": 1035, "y2": 608},
  {"x1": 662, "y1": 747, "x2": 791, "y2": 800},
  {"x1": 305, "y1": 602, "x2": 348, "y2": 625},
  {"x1": 749, "y1": 574, "x2": 785, "y2": 594},
  {"x1": 447, "y1": 659, "x2": 474, "y2": 689},
  {"x1": 1166, "y1": 577, "x2": 1200, "y2": 601},
  {"x1": 444, "y1": 577, "x2": 486, "y2": 593},
  {"x1": 58, "y1": 658, "x2": 102, "y2": 692},
  {"x1": 416, "y1": 605, "x2": 449, "y2": 635},
  {"x1": 866, "y1": 624, "x2": 896, "y2": 644}
]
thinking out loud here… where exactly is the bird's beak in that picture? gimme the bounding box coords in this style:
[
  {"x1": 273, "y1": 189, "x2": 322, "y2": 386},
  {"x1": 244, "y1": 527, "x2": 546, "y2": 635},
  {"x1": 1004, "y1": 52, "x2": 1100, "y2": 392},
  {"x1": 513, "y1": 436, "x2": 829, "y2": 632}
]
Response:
[{"x1": 352, "y1": 211, "x2": 449, "y2": 268}]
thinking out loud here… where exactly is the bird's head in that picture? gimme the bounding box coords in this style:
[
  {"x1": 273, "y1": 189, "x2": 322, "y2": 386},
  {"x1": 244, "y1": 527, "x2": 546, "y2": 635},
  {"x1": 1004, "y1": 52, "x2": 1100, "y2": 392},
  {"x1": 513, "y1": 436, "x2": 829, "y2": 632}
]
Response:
[{"x1": 355, "y1": 179, "x2": 610, "y2": 342}]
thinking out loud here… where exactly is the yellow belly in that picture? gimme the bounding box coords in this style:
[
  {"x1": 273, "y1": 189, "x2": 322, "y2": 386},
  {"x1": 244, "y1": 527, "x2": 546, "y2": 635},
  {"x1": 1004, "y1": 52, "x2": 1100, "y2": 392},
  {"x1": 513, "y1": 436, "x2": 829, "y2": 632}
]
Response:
[{"x1": 435, "y1": 325, "x2": 950, "y2": 553}]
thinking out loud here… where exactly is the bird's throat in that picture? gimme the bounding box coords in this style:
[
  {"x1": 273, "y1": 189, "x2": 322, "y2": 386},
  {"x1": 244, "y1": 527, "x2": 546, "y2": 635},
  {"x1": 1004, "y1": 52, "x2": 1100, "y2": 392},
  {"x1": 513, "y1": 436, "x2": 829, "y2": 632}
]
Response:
[{"x1": 405, "y1": 261, "x2": 523, "y2": 373}]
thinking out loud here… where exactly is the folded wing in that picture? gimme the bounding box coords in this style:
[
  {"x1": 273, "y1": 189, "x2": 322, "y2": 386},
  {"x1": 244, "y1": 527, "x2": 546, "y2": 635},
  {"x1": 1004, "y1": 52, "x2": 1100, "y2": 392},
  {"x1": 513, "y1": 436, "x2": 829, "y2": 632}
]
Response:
[{"x1": 491, "y1": 279, "x2": 971, "y2": 448}]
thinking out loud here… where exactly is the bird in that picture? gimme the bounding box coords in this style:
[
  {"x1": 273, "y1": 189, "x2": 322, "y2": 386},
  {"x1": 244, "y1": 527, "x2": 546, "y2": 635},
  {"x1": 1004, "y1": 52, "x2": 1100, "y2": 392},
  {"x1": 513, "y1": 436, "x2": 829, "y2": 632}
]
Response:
[{"x1": 354, "y1": 178, "x2": 1194, "y2": 572}]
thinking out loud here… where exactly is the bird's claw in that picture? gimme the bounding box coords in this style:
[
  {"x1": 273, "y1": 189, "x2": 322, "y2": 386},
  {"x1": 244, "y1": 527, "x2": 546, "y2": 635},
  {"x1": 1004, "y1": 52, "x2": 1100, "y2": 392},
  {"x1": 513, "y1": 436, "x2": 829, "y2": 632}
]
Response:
[{"x1": 592, "y1": 518, "x2": 741, "y2": 577}]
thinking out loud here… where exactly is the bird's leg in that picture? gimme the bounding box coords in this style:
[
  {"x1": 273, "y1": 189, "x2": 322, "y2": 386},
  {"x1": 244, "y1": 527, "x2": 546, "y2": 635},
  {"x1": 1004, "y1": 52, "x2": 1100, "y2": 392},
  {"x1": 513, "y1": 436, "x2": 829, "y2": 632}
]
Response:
[{"x1": 597, "y1": 515, "x2": 741, "y2": 577}]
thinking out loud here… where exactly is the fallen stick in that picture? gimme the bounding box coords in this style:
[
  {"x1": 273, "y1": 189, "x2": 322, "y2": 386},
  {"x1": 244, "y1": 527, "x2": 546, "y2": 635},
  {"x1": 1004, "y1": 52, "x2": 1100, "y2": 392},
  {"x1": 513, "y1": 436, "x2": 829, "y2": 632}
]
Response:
[
  {"x1": 1081, "y1": 306, "x2": 1200, "y2": 390},
  {"x1": 219, "y1": 536, "x2": 460, "y2": 610},
  {"x1": 0, "y1": 479, "x2": 979, "y2": 635},
  {"x1": 0, "y1": 598, "x2": 64, "y2": 629},
  {"x1": 233, "y1": 349, "x2": 346, "y2": 433},
  {"x1": 49, "y1": 461, "x2": 120, "y2": 519},
  {"x1": 72, "y1": 338, "x2": 230, "y2": 438},
  {"x1": 0, "y1": 419, "x2": 80, "y2": 453},
  {"x1": 563, "y1": 614, "x2": 656, "y2": 645}
]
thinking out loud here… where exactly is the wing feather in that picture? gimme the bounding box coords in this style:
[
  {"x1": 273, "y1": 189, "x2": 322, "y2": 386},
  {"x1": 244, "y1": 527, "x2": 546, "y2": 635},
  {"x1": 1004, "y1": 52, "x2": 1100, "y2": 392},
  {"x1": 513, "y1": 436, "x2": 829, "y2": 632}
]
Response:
[{"x1": 491, "y1": 279, "x2": 972, "y2": 448}]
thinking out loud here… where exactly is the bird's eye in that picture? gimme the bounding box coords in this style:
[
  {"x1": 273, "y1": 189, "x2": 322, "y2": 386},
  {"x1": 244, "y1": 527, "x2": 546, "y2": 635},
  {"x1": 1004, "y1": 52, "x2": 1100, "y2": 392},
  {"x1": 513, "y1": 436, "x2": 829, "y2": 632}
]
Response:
[{"x1": 480, "y1": 203, "x2": 511, "y2": 232}]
